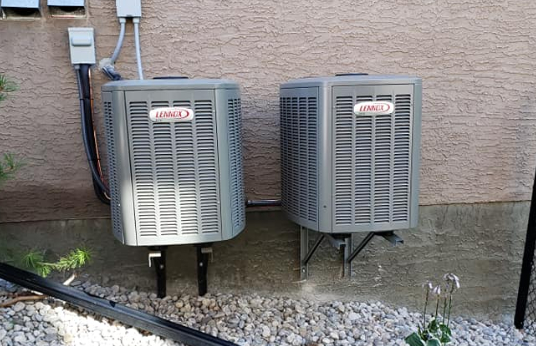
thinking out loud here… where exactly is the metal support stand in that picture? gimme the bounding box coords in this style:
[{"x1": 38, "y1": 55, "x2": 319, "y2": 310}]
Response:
[
  {"x1": 299, "y1": 228, "x2": 403, "y2": 280},
  {"x1": 196, "y1": 244, "x2": 212, "y2": 296},
  {"x1": 148, "y1": 247, "x2": 167, "y2": 298},
  {"x1": 300, "y1": 227, "x2": 325, "y2": 280},
  {"x1": 343, "y1": 235, "x2": 354, "y2": 277},
  {"x1": 347, "y1": 231, "x2": 403, "y2": 263},
  {"x1": 347, "y1": 232, "x2": 375, "y2": 263}
]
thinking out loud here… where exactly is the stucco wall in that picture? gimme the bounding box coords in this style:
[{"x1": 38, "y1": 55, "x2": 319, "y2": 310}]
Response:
[{"x1": 1, "y1": 0, "x2": 536, "y2": 222}]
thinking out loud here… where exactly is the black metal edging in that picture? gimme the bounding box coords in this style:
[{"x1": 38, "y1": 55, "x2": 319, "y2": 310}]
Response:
[
  {"x1": 515, "y1": 165, "x2": 536, "y2": 329},
  {"x1": 0, "y1": 263, "x2": 238, "y2": 346}
]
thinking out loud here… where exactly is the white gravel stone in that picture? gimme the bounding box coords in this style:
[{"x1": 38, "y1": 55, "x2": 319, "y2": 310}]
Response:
[
  {"x1": 1, "y1": 281, "x2": 535, "y2": 346},
  {"x1": 13, "y1": 301, "x2": 25, "y2": 312}
]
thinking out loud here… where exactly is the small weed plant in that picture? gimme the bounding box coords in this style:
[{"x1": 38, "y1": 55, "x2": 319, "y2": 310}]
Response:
[
  {"x1": 22, "y1": 248, "x2": 92, "y2": 278},
  {"x1": 0, "y1": 153, "x2": 23, "y2": 185},
  {"x1": 0, "y1": 73, "x2": 17, "y2": 102},
  {"x1": 405, "y1": 273, "x2": 461, "y2": 346}
]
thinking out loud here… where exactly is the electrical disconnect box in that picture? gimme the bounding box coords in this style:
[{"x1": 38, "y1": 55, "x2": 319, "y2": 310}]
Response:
[
  {"x1": 67, "y1": 28, "x2": 95, "y2": 65},
  {"x1": 280, "y1": 74, "x2": 422, "y2": 234},
  {"x1": 48, "y1": 0, "x2": 84, "y2": 6},
  {"x1": 102, "y1": 78, "x2": 246, "y2": 247},
  {"x1": 115, "y1": 0, "x2": 141, "y2": 17},
  {"x1": 1, "y1": 0, "x2": 39, "y2": 9}
]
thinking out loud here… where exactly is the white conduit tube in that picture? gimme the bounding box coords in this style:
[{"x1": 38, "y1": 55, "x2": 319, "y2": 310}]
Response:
[
  {"x1": 111, "y1": 18, "x2": 127, "y2": 64},
  {"x1": 133, "y1": 17, "x2": 144, "y2": 80}
]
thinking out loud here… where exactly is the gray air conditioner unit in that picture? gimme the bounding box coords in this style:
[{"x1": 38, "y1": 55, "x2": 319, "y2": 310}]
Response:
[
  {"x1": 280, "y1": 74, "x2": 422, "y2": 234},
  {"x1": 102, "y1": 79, "x2": 246, "y2": 246}
]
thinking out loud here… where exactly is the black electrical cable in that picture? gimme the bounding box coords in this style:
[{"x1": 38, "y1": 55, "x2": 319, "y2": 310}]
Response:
[
  {"x1": 76, "y1": 64, "x2": 110, "y2": 202},
  {"x1": 79, "y1": 65, "x2": 109, "y2": 204},
  {"x1": 80, "y1": 66, "x2": 111, "y2": 205},
  {"x1": 78, "y1": 65, "x2": 109, "y2": 195}
]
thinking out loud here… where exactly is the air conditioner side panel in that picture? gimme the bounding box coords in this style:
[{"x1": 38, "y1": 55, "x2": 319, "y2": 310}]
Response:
[
  {"x1": 409, "y1": 82, "x2": 422, "y2": 228},
  {"x1": 105, "y1": 90, "x2": 138, "y2": 245},
  {"x1": 317, "y1": 85, "x2": 332, "y2": 233},
  {"x1": 214, "y1": 88, "x2": 246, "y2": 240},
  {"x1": 280, "y1": 87, "x2": 320, "y2": 231}
]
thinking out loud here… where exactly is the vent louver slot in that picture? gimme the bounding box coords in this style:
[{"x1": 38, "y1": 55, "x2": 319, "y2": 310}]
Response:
[
  {"x1": 373, "y1": 95, "x2": 393, "y2": 223},
  {"x1": 393, "y1": 94, "x2": 412, "y2": 222},
  {"x1": 354, "y1": 96, "x2": 374, "y2": 225},
  {"x1": 104, "y1": 99, "x2": 123, "y2": 240},
  {"x1": 280, "y1": 94, "x2": 318, "y2": 225},
  {"x1": 334, "y1": 96, "x2": 355, "y2": 225},
  {"x1": 195, "y1": 100, "x2": 220, "y2": 234},
  {"x1": 151, "y1": 101, "x2": 178, "y2": 236},
  {"x1": 173, "y1": 100, "x2": 197, "y2": 235},
  {"x1": 130, "y1": 101, "x2": 158, "y2": 237},
  {"x1": 228, "y1": 99, "x2": 246, "y2": 232}
]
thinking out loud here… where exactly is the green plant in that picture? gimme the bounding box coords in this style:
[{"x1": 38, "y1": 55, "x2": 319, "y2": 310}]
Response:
[
  {"x1": 0, "y1": 73, "x2": 18, "y2": 102},
  {"x1": 405, "y1": 274, "x2": 460, "y2": 346},
  {"x1": 21, "y1": 248, "x2": 92, "y2": 278},
  {"x1": 0, "y1": 153, "x2": 23, "y2": 185},
  {"x1": 0, "y1": 74, "x2": 21, "y2": 185}
]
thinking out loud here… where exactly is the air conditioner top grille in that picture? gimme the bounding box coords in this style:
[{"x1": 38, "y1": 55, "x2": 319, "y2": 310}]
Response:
[
  {"x1": 102, "y1": 79, "x2": 239, "y2": 92},
  {"x1": 281, "y1": 75, "x2": 421, "y2": 90}
]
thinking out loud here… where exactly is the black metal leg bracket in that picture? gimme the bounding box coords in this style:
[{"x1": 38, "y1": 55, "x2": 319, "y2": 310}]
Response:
[
  {"x1": 148, "y1": 246, "x2": 167, "y2": 298},
  {"x1": 196, "y1": 244, "x2": 212, "y2": 296}
]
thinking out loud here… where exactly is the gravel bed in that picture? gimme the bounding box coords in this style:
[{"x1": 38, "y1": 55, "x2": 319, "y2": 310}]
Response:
[{"x1": 0, "y1": 278, "x2": 535, "y2": 346}]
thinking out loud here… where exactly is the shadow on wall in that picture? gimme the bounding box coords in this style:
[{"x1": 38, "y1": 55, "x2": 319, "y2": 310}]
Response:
[{"x1": 0, "y1": 203, "x2": 527, "y2": 322}]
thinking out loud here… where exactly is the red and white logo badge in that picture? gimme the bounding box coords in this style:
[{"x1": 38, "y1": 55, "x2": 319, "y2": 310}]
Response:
[
  {"x1": 353, "y1": 101, "x2": 394, "y2": 116},
  {"x1": 149, "y1": 107, "x2": 194, "y2": 122}
]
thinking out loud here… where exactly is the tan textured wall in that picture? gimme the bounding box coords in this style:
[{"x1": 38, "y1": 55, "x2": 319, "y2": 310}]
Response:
[{"x1": 1, "y1": 0, "x2": 536, "y2": 222}]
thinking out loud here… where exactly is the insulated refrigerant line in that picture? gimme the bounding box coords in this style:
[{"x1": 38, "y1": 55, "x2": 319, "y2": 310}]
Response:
[
  {"x1": 75, "y1": 64, "x2": 111, "y2": 202},
  {"x1": 0, "y1": 262, "x2": 238, "y2": 346}
]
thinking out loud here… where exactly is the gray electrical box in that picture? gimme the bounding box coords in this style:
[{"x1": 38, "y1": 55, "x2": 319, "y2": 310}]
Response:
[
  {"x1": 115, "y1": 0, "x2": 141, "y2": 17},
  {"x1": 48, "y1": 0, "x2": 84, "y2": 6},
  {"x1": 1, "y1": 0, "x2": 39, "y2": 8},
  {"x1": 280, "y1": 74, "x2": 422, "y2": 234},
  {"x1": 68, "y1": 28, "x2": 95, "y2": 65},
  {"x1": 102, "y1": 79, "x2": 246, "y2": 246}
]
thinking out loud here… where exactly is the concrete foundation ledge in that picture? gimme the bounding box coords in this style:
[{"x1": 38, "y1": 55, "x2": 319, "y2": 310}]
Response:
[{"x1": 0, "y1": 201, "x2": 528, "y2": 322}]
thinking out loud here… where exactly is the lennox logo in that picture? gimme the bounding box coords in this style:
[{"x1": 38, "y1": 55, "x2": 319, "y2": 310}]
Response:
[
  {"x1": 353, "y1": 101, "x2": 395, "y2": 116},
  {"x1": 149, "y1": 107, "x2": 194, "y2": 122}
]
